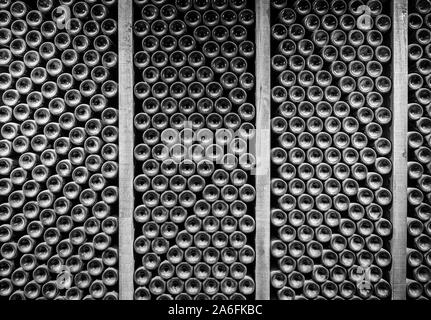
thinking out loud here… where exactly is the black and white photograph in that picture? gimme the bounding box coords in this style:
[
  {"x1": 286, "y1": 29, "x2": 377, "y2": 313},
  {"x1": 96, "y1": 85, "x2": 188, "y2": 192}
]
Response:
[{"x1": 0, "y1": 0, "x2": 429, "y2": 313}]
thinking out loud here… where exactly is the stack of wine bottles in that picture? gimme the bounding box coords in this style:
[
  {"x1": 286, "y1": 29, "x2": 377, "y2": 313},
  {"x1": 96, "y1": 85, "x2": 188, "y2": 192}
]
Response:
[
  {"x1": 2, "y1": 0, "x2": 430, "y2": 301},
  {"x1": 0, "y1": 0, "x2": 119, "y2": 300},
  {"x1": 132, "y1": 0, "x2": 257, "y2": 300},
  {"x1": 407, "y1": 0, "x2": 431, "y2": 300},
  {"x1": 270, "y1": 0, "x2": 393, "y2": 300}
]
